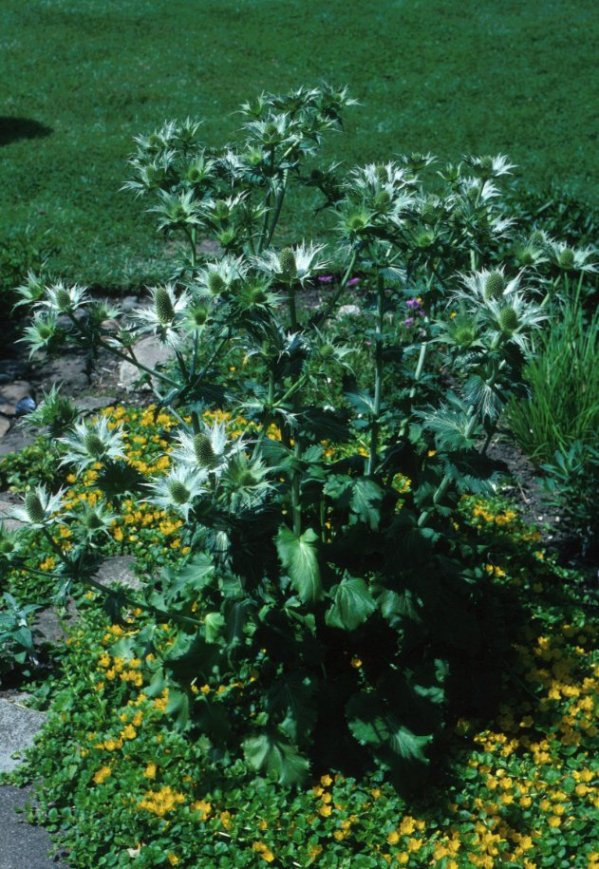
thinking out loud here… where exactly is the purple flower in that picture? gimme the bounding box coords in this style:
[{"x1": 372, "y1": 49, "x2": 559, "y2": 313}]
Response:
[
  {"x1": 403, "y1": 317, "x2": 415, "y2": 328},
  {"x1": 406, "y1": 297, "x2": 423, "y2": 310},
  {"x1": 318, "y1": 274, "x2": 334, "y2": 284},
  {"x1": 347, "y1": 277, "x2": 360, "y2": 286}
]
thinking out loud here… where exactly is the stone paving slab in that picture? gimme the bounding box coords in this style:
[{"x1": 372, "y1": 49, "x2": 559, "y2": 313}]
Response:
[
  {"x1": 0, "y1": 786, "x2": 67, "y2": 868},
  {"x1": 0, "y1": 698, "x2": 46, "y2": 775}
]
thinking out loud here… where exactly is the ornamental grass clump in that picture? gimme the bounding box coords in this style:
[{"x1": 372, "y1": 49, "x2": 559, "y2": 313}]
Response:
[{"x1": 8, "y1": 86, "x2": 595, "y2": 784}]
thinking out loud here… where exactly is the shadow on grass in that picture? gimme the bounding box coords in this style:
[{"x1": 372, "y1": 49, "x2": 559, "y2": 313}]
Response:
[{"x1": 0, "y1": 118, "x2": 52, "y2": 146}]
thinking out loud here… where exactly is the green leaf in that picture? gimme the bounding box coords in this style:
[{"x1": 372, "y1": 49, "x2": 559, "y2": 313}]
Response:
[
  {"x1": 350, "y1": 478, "x2": 383, "y2": 529},
  {"x1": 243, "y1": 732, "x2": 310, "y2": 785},
  {"x1": 325, "y1": 575, "x2": 376, "y2": 631},
  {"x1": 204, "y1": 612, "x2": 225, "y2": 644},
  {"x1": 166, "y1": 689, "x2": 190, "y2": 730},
  {"x1": 346, "y1": 694, "x2": 432, "y2": 763},
  {"x1": 267, "y1": 674, "x2": 318, "y2": 742},
  {"x1": 275, "y1": 526, "x2": 322, "y2": 603},
  {"x1": 163, "y1": 552, "x2": 215, "y2": 599}
]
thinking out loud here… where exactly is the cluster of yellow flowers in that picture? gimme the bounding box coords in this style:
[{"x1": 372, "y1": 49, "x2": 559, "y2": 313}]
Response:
[{"x1": 138, "y1": 785, "x2": 186, "y2": 817}]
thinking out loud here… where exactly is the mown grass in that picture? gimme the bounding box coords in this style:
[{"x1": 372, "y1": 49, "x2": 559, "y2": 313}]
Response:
[{"x1": 1, "y1": 0, "x2": 598, "y2": 288}]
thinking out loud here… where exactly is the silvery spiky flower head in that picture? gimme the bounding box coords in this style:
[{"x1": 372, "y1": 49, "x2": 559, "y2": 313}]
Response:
[
  {"x1": 145, "y1": 466, "x2": 209, "y2": 521},
  {"x1": 193, "y1": 256, "x2": 248, "y2": 299},
  {"x1": 59, "y1": 417, "x2": 125, "y2": 470},
  {"x1": 151, "y1": 189, "x2": 203, "y2": 233},
  {"x1": 485, "y1": 293, "x2": 548, "y2": 352},
  {"x1": 22, "y1": 383, "x2": 79, "y2": 438},
  {"x1": 20, "y1": 313, "x2": 61, "y2": 358},
  {"x1": 458, "y1": 267, "x2": 524, "y2": 305},
  {"x1": 253, "y1": 242, "x2": 329, "y2": 287},
  {"x1": 545, "y1": 240, "x2": 597, "y2": 275},
  {"x1": 13, "y1": 272, "x2": 48, "y2": 310},
  {"x1": 171, "y1": 422, "x2": 245, "y2": 476},
  {"x1": 71, "y1": 502, "x2": 117, "y2": 547},
  {"x1": 463, "y1": 154, "x2": 516, "y2": 179},
  {"x1": 219, "y1": 453, "x2": 273, "y2": 513},
  {"x1": 11, "y1": 486, "x2": 65, "y2": 529},
  {"x1": 135, "y1": 283, "x2": 191, "y2": 347},
  {"x1": 36, "y1": 281, "x2": 90, "y2": 315}
]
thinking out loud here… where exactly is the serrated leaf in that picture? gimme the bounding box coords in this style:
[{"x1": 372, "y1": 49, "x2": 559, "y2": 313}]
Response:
[
  {"x1": 346, "y1": 694, "x2": 432, "y2": 763},
  {"x1": 243, "y1": 732, "x2": 310, "y2": 785},
  {"x1": 275, "y1": 526, "x2": 322, "y2": 603},
  {"x1": 163, "y1": 552, "x2": 215, "y2": 598},
  {"x1": 325, "y1": 575, "x2": 376, "y2": 631},
  {"x1": 350, "y1": 478, "x2": 383, "y2": 529}
]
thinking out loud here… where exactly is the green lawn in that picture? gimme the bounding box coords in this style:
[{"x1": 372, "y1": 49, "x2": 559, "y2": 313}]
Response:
[{"x1": 1, "y1": 0, "x2": 598, "y2": 288}]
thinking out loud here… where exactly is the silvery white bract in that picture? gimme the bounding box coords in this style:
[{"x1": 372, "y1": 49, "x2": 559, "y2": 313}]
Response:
[
  {"x1": 545, "y1": 240, "x2": 597, "y2": 274},
  {"x1": 36, "y1": 281, "x2": 90, "y2": 315},
  {"x1": 193, "y1": 256, "x2": 248, "y2": 298},
  {"x1": 59, "y1": 417, "x2": 125, "y2": 470},
  {"x1": 145, "y1": 466, "x2": 209, "y2": 521},
  {"x1": 11, "y1": 486, "x2": 65, "y2": 529},
  {"x1": 458, "y1": 268, "x2": 525, "y2": 304},
  {"x1": 134, "y1": 283, "x2": 192, "y2": 347},
  {"x1": 463, "y1": 154, "x2": 517, "y2": 178},
  {"x1": 253, "y1": 242, "x2": 329, "y2": 287},
  {"x1": 171, "y1": 422, "x2": 246, "y2": 476}
]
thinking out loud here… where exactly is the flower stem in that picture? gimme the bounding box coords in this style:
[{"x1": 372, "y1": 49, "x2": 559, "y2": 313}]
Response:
[{"x1": 367, "y1": 272, "x2": 385, "y2": 476}]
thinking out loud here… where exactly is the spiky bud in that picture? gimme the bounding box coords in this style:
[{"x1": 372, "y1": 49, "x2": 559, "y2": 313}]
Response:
[
  {"x1": 558, "y1": 248, "x2": 575, "y2": 270},
  {"x1": 55, "y1": 288, "x2": 72, "y2": 312},
  {"x1": 319, "y1": 343, "x2": 335, "y2": 360},
  {"x1": 483, "y1": 271, "x2": 506, "y2": 301},
  {"x1": 168, "y1": 480, "x2": 191, "y2": 505},
  {"x1": 453, "y1": 325, "x2": 477, "y2": 347},
  {"x1": 155, "y1": 287, "x2": 175, "y2": 324},
  {"x1": 190, "y1": 305, "x2": 209, "y2": 327},
  {"x1": 498, "y1": 306, "x2": 519, "y2": 334},
  {"x1": 84, "y1": 432, "x2": 107, "y2": 458},
  {"x1": 193, "y1": 434, "x2": 217, "y2": 468},
  {"x1": 279, "y1": 248, "x2": 297, "y2": 279},
  {"x1": 207, "y1": 272, "x2": 226, "y2": 296},
  {"x1": 25, "y1": 491, "x2": 46, "y2": 524}
]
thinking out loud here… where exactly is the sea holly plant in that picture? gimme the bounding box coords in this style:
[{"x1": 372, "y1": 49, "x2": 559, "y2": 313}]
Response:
[{"x1": 10, "y1": 86, "x2": 568, "y2": 784}]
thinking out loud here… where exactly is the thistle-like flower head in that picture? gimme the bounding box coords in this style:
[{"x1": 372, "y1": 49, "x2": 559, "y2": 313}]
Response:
[
  {"x1": 171, "y1": 422, "x2": 245, "y2": 476},
  {"x1": 145, "y1": 466, "x2": 209, "y2": 521},
  {"x1": 59, "y1": 417, "x2": 125, "y2": 470},
  {"x1": 20, "y1": 312, "x2": 62, "y2": 357},
  {"x1": 193, "y1": 256, "x2": 247, "y2": 298},
  {"x1": 458, "y1": 267, "x2": 524, "y2": 304},
  {"x1": 485, "y1": 292, "x2": 548, "y2": 352},
  {"x1": 135, "y1": 283, "x2": 191, "y2": 347},
  {"x1": 36, "y1": 281, "x2": 90, "y2": 315},
  {"x1": 545, "y1": 240, "x2": 597, "y2": 274},
  {"x1": 253, "y1": 242, "x2": 329, "y2": 287},
  {"x1": 463, "y1": 154, "x2": 517, "y2": 179},
  {"x1": 11, "y1": 486, "x2": 65, "y2": 529}
]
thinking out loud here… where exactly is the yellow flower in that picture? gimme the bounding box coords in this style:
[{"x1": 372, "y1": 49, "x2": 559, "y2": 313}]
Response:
[
  {"x1": 320, "y1": 774, "x2": 333, "y2": 787},
  {"x1": 93, "y1": 765, "x2": 112, "y2": 785},
  {"x1": 144, "y1": 763, "x2": 157, "y2": 779},
  {"x1": 167, "y1": 854, "x2": 179, "y2": 866},
  {"x1": 350, "y1": 656, "x2": 363, "y2": 669},
  {"x1": 387, "y1": 830, "x2": 400, "y2": 845}
]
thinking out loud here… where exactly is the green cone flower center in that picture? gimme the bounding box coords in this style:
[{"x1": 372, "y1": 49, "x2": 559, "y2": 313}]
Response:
[
  {"x1": 194, "y1": 434, "x2": 217, "y2": 467},
  {"x1": 483, "y1": 272, "x2": 506, "y2": 300},
  {"x1": 279, "y1": 248, "x2": 297, "y2": 278},
  {"x1": 207, "y1": 272, "x2": 226, "y2": 296},
  {"x1": 499, "y1": 306, "x2": 519, "y2": 334},
  {"x1": 168, "y1": 480, "x2": 191, "y2": 505},
  {"x1": 25, "y1": 492, "x2": 46, "y2": 524},
  {"x1": 155, "y1": 287, "x2": 176, "y2": 324},
  {"x1": 558, "y1": 248, "x2": 575, "y2": 270},
  {"x1": 84, "y1": 433, "x2": 107, "y2": 458},
  {"x1": 55, "y1": 289, "x2": 72, "y2": 311}
]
